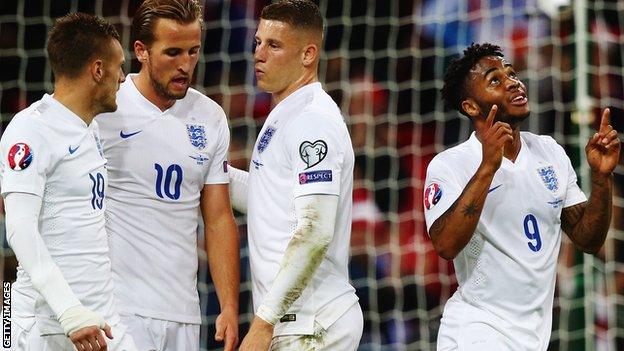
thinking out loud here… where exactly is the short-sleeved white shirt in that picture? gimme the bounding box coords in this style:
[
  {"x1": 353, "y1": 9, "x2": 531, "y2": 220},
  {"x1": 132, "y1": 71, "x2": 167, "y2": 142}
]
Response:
[
  {"x1": 0, "y1": 94, "x2": 118, "y2": 334},
  {"x1": 424, "y1": 132, "x2": 587, "y2": 350},
  {"x1": 95, "y1": 75, "x2": 230, "y2": 324},
  {"x1": 247, "y1": 83, "x2": 359, "y2": 336}
]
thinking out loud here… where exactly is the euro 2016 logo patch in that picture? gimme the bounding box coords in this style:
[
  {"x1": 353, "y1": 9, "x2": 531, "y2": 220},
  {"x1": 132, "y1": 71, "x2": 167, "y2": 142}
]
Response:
[
  {"x1": 8, "y1": 143, "x2": 33, "y2": 171},
  {"x1": 299, "y1": 170, "x2": 332, "y2": 184},
  {"x1": 424, "y1": 183, "x2": 442, "y2": 210},
  {"x1": 257, "y1": 126, "x2": 276, "y2": 153},
  {"x1": 537, "y1": 165, "x2": 559, "y2": 192},
  {"x1": 186, "y1": 124, "x2": 207, "y2": 150},
  {"x1": 299, "y1": 140, "x2": 328, "y2": 169}
]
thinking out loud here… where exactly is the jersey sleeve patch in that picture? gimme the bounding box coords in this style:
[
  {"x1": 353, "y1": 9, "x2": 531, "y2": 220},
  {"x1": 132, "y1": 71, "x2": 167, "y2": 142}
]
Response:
[
  {"x1": 299, "y1": 140, "x2": 328, "y2": 169},
  {"x1": 8, "y1": 142, "x2": 33, "y2": 171},
  {"x1": 299, "y1": 170, "x2": 332, "y2": 184},
  {"x1": 424, "y1": 183, "x2": 442, "y2": 210}
]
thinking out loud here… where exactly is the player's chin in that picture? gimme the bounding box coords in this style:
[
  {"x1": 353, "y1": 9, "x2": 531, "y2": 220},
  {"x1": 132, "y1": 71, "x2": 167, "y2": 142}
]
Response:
[
  {"x1": 256, "y1": 79, "x2": 270, "y2": 92},
  {"x1": 166, "y1": 87, "x2": 189, "y2": 100},
  {"x1": 101, "y1": 101, "x2": 118, "y2": 114}
]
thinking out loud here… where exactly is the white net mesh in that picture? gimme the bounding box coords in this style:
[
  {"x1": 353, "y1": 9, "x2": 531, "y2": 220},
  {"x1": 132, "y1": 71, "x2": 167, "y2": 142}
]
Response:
[{"x1": 1, "y1": 1, "x2": 623, "y2": 350}]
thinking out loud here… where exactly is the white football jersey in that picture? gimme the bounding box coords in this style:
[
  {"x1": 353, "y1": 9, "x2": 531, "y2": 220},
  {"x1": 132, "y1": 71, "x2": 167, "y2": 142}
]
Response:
[
  {"x1": 0, "y1": 94, "x2": 118, "y2": 333},
  {"x1": 95, "y1": 75, "x2": 230, "y2": 323},
  {"x1": 247, "y1": 82, "x2": 359, "y2": 336},
  {"x1": 424, "y1": 132, "x2": 587, "y2": 350}
]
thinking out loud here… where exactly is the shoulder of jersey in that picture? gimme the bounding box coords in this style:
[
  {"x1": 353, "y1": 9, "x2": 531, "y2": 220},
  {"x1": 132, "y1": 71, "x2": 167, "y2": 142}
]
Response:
[
  {"x1": 430, "y1": 139, "x2": 473, "y2": 166},
  {"x1": 181, "y1": 87, "x2": 227, "y2": 122},
  {"x1": 522, "y1": 131, "x2": 565, "y2": 156},
  {"x1": 5, "y1": 100, "x2": 46, "y2": 133},
  {"x1": 296, "y1": 88, "x2": 344, "y2": 125}
]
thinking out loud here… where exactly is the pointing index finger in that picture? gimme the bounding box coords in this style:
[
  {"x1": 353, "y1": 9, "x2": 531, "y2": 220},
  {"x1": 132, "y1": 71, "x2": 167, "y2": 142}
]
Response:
[
  {"x1": 599, "y1": 108, "x2": 611, "y2": 132},
  {"x1": 486, "y1": 105, "x2": 498, "y2": 128}
]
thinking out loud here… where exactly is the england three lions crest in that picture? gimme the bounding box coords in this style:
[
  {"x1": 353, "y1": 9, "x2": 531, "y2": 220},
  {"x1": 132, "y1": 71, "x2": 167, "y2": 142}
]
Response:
[
  {"x1": 537, "y1": 165, "x2": 559, "y2": 192},
  {"x1": 186, "y1": 124, "x2": 206, "y2": 150}
]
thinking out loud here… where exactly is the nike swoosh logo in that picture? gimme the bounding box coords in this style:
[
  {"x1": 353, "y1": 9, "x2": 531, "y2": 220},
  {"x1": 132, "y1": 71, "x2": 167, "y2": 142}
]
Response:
[
  {"x1": 68, "y1": 145, "x2": 79, "y2": 154},
  {"x1": 120, "y1": 130, "x2": 142, "y2": 139},
  {"x1": 488, "y1": 184, "x2": 502, "y2": 193}
]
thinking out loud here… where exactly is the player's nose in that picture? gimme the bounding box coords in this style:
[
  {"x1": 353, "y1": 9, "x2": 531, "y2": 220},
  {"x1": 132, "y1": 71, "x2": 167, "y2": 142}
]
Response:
[
  {"x1": 254, "y1": 44, "x2": 266, "y2": 62},
  {"x1": 505, "y1": 76, "x2": 521, "y2": 91}
]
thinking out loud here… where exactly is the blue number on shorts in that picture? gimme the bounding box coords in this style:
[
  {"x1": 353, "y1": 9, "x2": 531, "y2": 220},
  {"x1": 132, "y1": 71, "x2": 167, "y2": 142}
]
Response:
[
  {"x1": 154, "y1": 163, "x2": 183, "y2": 200},
  {"x1": 523, "y1": 214, "x2": 542, "y2": 252},
  {"x1": 89, "y1": 172, "x2": 105, "y2": 210}
]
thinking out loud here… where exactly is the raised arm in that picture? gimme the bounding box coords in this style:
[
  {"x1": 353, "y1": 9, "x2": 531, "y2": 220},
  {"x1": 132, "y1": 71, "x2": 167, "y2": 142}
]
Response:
[
  {"x1": 429, "y1": 105, "x2": 513, "y2": 260},
  {"x1": 240, "y1": 194, "x2": 338, "y2": 351},
  {"x1": 201, "y1": 183, "x2": 240, "y2": 351},
  {"x1": 561, "y1": 108, "x2": 620, "y2": 253}
]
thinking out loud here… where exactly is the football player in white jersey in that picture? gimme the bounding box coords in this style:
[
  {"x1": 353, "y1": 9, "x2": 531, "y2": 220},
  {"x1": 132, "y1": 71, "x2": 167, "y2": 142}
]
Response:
[
  {"x1": 94, "y1": 1, "x2": 239, "y2": 350},
  {"x1": 0, "y1": 13, "x2": 136, "y2": 351},
  {"x1": 424, "y1": 43, "x2": 620, "y2": 350},
  {"x1": 227, "y1": 1, "x2": 363, "y2": 350}
]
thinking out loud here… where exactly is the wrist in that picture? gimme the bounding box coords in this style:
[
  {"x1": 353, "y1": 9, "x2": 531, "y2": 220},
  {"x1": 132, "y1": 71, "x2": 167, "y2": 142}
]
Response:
[
  {"x1": 476, "y1": 164, "x2": 497, "y2": 178},
  {"x1": 256, "y1": 304, "x2": 279, "y2": 326},
  {"x1": 219, "y1": 303, "x2": 238, "y2": 313},
  {"x1": 253, "y1": 315, "x2": 276, "y2": 331},
  {"x1": 590, "y1": 171, "x2": 612, "y2": 185}
]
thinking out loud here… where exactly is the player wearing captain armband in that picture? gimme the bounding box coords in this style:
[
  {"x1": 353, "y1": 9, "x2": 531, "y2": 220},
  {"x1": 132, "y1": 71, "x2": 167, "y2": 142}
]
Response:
[
  {"x1": 94, "y1": 1, "x2": 239, "y2": 350},
  {"x1": 0, "y1": 13, "x2": 137, "y2": 351},
  {"x1": 228, "y1": 1, "x2": 363, "y2": 350},
  {"x1": 424, "y1": 43, "x2": 620, "y2": 351}
]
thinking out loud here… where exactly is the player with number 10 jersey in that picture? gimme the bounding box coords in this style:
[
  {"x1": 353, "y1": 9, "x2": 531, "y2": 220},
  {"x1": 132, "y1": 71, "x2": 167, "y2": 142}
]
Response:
[{"x1": 95, "y1": 74, "x2": 230, "y2": 324}]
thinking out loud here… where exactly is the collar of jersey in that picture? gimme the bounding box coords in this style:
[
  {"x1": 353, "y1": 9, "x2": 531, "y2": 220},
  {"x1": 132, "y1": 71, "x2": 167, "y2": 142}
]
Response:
[
  {"x1": 125, "y1": 73, "x2": 180, "y2": 116},
  {"x1": 271, "y1": 82, "x2": 322, "y2": 116},
  {"x1": 469, "y1": 131, "x2": 527, "y2": 168},
  {"x1": 42, "y1": 94, "x2": 89, "y2": 129}
]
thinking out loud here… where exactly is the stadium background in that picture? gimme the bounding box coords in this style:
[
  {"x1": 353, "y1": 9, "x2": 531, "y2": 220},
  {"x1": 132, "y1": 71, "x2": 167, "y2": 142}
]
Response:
[{"x1": 0, "y1": 0, "x2": 622, "y2": 350}]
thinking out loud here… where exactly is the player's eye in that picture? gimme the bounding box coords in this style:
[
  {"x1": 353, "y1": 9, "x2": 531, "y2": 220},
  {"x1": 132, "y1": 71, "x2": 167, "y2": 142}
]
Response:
[{"x1": 489, "y1": 77, "x2": 499, "y2": 85}]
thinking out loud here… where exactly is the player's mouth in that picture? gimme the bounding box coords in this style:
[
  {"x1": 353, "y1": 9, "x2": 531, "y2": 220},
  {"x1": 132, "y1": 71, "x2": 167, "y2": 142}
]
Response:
[
  {"x1": 171, "y1": 76, "x2": 189, "y2": 89},
  {"x1": 255, "y1": 67, "x2": 264, "y2": 77},
  {"x1": 510, "y1": 91, "x2": 527, "y2": 106}
]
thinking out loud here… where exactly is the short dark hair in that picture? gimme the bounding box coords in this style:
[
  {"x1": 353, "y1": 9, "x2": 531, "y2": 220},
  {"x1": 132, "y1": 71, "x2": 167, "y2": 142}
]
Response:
[
  {"x1": 260, "y1": 0, "x2": 323, "y2": 35},
  {"x1": 47, "y1": 13, "x2": 120, "y2": 79},
  {"x1": 132, "y1": 0, "x2": 203, "y2": 46},
  {"x1": 441, "y1": 43, "x2": 504, "y2": 116}
]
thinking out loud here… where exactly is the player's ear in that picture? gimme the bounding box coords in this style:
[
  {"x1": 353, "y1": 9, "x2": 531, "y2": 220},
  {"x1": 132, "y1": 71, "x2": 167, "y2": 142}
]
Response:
[
  {"x1": 461, "y1": 99, "x2": 481, "y2": 119},
  {"x1": 302, "y1": 43, "x2": 318, "y2": 67},
  {"x1": 91, "y1": 59, "x2": 104, "y2": 83},
  {"x1": 134, "y1": 40, "x2": 149, "y2": 64}
]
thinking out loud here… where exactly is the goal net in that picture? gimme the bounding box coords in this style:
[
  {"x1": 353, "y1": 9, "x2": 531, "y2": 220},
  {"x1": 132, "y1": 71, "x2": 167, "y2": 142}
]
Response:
[{"x1": 1, "y1": 1, "x2": 622, "y2": 350}]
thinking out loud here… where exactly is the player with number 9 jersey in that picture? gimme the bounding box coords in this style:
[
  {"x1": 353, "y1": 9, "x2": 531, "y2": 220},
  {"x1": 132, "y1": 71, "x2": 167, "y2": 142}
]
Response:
[
  {"x1": 95, "y1": 74, "x2": 230, "y2": 325},
  {"x1": 424, "y1": 131, "x2": 586, "y2": 349}
]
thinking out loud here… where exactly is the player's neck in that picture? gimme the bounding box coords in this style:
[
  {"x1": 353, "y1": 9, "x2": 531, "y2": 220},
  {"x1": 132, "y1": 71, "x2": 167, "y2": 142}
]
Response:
[
  {"x1": 132, "y1": 73, "x2": 175, "y2": 111},
  {"x1": 53, "y1": 80, "x2": 97, "y2": 126},
  {"x1": 272, "y1": 73, "x2": 318, "y2": 106}
]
